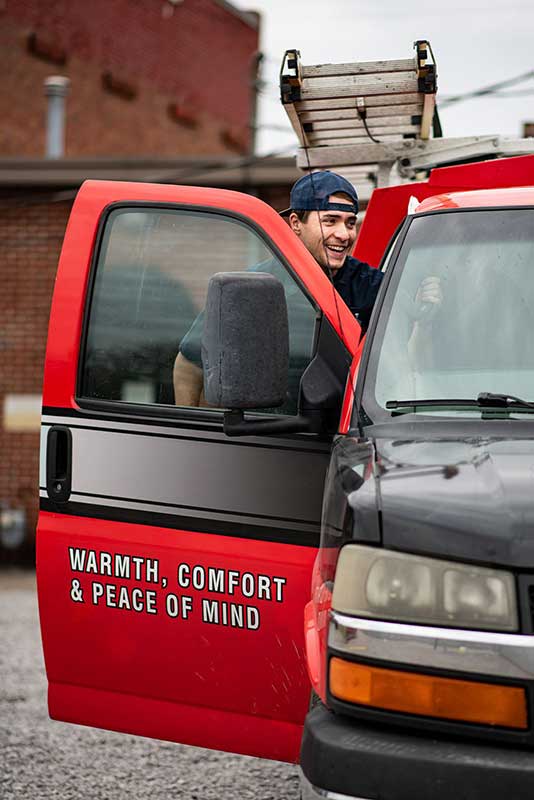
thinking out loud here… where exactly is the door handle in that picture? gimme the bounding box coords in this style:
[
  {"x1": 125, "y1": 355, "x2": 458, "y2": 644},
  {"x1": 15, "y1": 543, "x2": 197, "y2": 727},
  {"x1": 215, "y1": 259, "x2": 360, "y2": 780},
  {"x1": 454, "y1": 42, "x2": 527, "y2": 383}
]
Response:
[{"x1": 46, "y1": 426, "x2": 72, "y2": 502}]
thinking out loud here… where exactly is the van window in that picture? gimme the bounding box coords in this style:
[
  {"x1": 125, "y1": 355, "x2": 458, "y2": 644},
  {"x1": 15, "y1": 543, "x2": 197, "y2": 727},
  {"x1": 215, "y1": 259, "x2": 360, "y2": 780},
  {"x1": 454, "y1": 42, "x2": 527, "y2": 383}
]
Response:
[
  {"x1": 80, "y1": 207, "x2": 317, "y2": 413},
  {"x1": 368, "y1": 208, "x2": 534, "y2": 415}
]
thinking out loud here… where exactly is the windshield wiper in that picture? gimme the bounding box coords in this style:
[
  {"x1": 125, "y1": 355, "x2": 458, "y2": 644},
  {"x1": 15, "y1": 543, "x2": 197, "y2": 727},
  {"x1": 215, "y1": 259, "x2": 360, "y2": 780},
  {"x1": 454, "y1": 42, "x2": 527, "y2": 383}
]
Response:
[
  {"x1": 386, "y1": 398, "x2": 479, "y2": 409},
  {"x1": 386, "y1": 394, "x2": 534, "y2": 413},
  {"x1": 476, "y1": 392, "x2": 534, "y2": 409}
]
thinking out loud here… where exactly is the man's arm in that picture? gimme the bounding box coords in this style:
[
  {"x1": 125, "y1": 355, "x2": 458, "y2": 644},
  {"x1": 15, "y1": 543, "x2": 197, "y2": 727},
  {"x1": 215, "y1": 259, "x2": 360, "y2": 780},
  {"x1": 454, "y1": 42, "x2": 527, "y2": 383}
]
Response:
[
  {"x1": 173, "y1": 352, "x2": 203, "y2": 406},
  {"x1": 173, "y1": 304, "x2": 206, "y2": 407}
]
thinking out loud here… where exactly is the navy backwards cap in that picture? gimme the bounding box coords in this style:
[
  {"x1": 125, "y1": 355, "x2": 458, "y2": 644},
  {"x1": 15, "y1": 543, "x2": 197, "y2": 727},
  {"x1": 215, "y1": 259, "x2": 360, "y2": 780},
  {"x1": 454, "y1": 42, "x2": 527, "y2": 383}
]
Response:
[{"x1": 280, "y1": 170, "x2": 358, "y2": 216}]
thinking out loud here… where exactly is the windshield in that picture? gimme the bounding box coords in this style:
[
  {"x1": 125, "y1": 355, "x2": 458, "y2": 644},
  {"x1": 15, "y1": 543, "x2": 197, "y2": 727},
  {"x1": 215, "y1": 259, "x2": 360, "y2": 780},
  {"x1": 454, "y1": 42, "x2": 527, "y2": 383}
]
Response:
[{"x1": 363, "y1": 208, "x2": 534, "y2": 418}]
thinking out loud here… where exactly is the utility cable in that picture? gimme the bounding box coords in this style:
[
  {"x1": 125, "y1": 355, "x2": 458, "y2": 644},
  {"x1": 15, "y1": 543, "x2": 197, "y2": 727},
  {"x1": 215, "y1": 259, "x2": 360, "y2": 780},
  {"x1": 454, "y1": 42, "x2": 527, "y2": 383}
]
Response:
[{"x1": 439, "y1": 68, "x2": 534, "y2": 107}]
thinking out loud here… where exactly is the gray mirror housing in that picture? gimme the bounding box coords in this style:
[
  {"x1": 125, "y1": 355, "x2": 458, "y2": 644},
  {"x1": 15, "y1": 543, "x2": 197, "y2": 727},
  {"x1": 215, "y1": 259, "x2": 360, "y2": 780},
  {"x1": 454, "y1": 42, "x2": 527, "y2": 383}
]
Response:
[{"x1": 202, "y1": 272, "x2": 289, "y2": 409}]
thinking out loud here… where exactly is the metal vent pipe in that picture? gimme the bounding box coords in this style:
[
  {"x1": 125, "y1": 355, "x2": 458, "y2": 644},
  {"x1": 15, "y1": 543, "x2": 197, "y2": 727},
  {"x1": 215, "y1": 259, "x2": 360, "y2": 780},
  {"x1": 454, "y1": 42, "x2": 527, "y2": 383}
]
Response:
[{"x1": 44, "y1": 75, "x2": 70, "y2": 158}]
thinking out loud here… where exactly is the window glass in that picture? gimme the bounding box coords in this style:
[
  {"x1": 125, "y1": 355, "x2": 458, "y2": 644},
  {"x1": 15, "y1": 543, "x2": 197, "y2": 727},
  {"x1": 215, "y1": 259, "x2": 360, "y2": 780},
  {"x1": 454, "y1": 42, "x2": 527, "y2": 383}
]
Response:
[
  {"x1": 367, "y1": 209, "x2": 534, "y2": 415},
  {"x1": 81, "y1": 207, "x2": 317, "y2": 413}
]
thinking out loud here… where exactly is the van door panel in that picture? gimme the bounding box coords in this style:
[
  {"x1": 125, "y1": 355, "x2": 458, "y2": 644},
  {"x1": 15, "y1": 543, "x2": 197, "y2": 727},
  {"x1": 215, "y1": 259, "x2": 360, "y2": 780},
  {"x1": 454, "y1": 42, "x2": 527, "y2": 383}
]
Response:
[{"x1": 37, "y1": 181, "x2": 360, "y2": 761}]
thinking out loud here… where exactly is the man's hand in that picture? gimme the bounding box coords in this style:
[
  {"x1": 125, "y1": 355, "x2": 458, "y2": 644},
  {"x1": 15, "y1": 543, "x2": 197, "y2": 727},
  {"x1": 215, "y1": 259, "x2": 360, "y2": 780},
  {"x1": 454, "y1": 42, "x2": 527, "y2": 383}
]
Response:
[{"x1": 414, "y1": 276, "x2": 442, "y2": 321}]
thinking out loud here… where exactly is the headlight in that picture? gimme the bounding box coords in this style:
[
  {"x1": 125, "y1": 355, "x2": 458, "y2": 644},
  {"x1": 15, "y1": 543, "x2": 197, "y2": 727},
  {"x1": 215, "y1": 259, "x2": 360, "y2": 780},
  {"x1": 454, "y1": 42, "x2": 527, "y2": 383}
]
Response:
[{"x1": 332, "y1": 545, "x2": 518, "y2": 631}]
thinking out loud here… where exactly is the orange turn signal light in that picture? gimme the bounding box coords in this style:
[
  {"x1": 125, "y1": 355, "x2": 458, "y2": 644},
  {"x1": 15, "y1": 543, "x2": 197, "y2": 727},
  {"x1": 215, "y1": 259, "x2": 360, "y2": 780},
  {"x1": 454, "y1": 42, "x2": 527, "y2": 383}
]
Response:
[{"x1": 330, "y1": 657, "x2": 528, "y2": 729}]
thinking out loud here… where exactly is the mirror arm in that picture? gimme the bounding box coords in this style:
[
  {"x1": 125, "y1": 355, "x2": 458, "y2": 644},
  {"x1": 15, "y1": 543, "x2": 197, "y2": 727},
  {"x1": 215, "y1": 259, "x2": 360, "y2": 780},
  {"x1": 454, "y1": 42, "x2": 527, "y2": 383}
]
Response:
[{"x1": 223, "y1": 409, "x2": 322, "y2": 437}]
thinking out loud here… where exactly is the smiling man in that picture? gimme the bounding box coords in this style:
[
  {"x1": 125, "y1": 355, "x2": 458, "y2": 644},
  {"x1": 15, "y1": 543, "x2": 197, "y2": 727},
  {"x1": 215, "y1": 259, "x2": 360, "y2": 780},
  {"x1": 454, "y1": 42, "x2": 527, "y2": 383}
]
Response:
[
  {"x1": 172, "y1": 170, "x2": 442, "y2": 407},
  {"x1": 283, "y1": 170, "x2": 383, "y2": 331},
  {"x1": 173, "y1": 170, "x2": 387, "y2": 407}
]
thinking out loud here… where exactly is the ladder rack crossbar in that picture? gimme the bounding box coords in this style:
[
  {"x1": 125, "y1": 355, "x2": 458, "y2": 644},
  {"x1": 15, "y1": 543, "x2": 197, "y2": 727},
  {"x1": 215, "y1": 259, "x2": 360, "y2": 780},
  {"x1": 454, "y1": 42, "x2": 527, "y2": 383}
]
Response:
[
  {"x1": 301, "y1": 58, "x2": 416, "y2": 78},
  {"x1": 296, "y1": 136, "x2": 534, "y2": 170}
]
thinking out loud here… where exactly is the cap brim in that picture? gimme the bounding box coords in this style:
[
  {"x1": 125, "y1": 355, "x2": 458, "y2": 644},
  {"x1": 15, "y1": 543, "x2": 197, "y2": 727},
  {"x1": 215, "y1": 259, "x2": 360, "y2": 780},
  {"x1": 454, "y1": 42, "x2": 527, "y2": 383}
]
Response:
[{"x1": 279, "y1": 207, "x2": 292, "y2": 217}]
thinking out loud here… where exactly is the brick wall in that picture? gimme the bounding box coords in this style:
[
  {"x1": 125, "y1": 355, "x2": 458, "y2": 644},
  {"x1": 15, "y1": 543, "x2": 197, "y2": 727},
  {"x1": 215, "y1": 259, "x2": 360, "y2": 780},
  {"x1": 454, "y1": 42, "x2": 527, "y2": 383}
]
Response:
[
  {"x1": 0, "y1": 198, "x2": 71, "y2": 558},
  {"x1": 1, "y1": 0, "x2": 259, "y2": 157}
]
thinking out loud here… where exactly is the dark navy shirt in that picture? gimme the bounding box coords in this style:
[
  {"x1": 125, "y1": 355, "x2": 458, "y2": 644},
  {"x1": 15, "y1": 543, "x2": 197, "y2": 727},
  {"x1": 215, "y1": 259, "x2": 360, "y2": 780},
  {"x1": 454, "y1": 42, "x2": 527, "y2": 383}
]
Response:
[{"x1": 333, "y1": 255, "x2": 383, "y2": 331}]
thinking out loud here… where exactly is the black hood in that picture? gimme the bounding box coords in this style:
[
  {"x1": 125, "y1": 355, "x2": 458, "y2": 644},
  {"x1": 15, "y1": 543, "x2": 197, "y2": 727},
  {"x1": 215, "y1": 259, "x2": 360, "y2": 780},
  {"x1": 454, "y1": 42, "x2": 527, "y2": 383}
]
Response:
[{"x1": 372, "y1": 425, "x2": 534, "y2": 569}]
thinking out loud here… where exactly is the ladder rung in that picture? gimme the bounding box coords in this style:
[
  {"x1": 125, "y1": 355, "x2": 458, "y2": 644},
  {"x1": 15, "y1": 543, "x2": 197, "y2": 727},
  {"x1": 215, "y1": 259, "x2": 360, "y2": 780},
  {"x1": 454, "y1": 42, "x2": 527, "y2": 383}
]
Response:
[
  {"x1": 308, "y1": 126, "x2": 420, "y2": 141},
  {"x1": 294, "y1": 92, "x2": 424, "y2": 112},
  {"x1": 306, "y1": 116, "x2": 422, "y2": 132},
  {"x1": 301, "y1": 58, "x2": 416, "y2": 79},
  {"x1": 297, "y1": 143, "x2": 401, "y2": 168},
  {"x1": 308, "y1": 133, "x2": 413, "y2": 147},
  {"x1": 300, "y1": 73, "x2": 419, "y2": 101},
  {"x1": 299, "y1": 104, "x2": 423, "y2": 122}
]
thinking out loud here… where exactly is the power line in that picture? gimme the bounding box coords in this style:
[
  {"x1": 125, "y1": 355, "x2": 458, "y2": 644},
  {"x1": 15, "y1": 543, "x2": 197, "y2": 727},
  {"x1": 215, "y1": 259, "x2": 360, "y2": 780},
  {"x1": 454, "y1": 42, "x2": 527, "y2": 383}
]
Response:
[
  {"x1": 441, "y1": 88, "x2": 534, "y2": 101},
  {"x1": 439, "y1": 69, "x2": 534, "y2": 107},
  {"x1": 492, "y1": 89, "x2": 534, "y2": 97}
]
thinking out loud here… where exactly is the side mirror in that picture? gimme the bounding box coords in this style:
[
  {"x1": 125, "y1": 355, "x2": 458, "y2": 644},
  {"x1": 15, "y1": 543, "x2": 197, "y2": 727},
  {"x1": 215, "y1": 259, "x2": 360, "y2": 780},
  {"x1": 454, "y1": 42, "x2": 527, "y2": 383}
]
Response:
[
  {"x1": 202, "y1": 272, "x2": 315, "y2": 436},
  {"x1": 202, "y1": 271, "x2": 289, "y2": 409}
]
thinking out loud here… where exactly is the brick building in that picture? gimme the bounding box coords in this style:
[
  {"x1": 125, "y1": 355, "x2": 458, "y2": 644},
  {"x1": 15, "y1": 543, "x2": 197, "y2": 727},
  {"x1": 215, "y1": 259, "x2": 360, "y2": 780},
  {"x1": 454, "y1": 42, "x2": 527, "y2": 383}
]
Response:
[
  {"x1": 0, "y1": 0, "x2": 291, "y2": 559},
  {"x1": 1, "y1": 0, "x2": 260, "y2": 157}
]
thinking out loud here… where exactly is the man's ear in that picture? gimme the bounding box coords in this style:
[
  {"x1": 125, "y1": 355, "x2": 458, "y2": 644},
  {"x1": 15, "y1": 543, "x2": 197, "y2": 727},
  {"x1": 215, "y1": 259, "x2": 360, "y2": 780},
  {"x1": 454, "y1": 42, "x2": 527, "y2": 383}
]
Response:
[{"x1": 288, "y1": 212, "x2": 301, "y2": 236}]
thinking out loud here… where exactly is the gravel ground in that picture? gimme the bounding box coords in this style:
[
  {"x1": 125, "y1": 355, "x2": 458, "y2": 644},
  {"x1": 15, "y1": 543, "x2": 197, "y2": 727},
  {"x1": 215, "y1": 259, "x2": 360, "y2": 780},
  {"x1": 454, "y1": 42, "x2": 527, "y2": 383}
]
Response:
[{"x1": 0, "y1": 569, "x2": 300, "y2": 800}]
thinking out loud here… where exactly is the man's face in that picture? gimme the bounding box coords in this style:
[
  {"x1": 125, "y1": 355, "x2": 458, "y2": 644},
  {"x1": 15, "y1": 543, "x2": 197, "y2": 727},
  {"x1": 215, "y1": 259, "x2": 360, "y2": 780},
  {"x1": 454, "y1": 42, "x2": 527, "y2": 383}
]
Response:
[{"x1": 289, "y1": 193, "x2": 357, "y2": 272}]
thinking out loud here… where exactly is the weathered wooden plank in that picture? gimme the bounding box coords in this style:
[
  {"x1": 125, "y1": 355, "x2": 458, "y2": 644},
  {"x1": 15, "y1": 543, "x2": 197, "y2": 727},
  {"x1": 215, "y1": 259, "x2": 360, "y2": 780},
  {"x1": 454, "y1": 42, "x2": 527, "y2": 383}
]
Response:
[
  {"x1": 306, "y1": 116, "x2": 421, "y2": 132},
  {"x1": 308, "y1": 133, "x2": 410, "y2": 147},
  {"x1": 300, "y1": 73, "x2": 419, "y2": 101},
  {"x1": 420, "y1": 94, "x2": 436, "y2": 140},
  {"x1": 299, "y1": 104, "x2": 423, "y2": 123},
  {"x1": 296, "y1": 136, "x2": 534, "y2": 171},
  {"x1": 296, "y1": 142, "x2": 406, "y2": 168},
  {"x1": 301, "y1": 58, "x2": 416, "y2": 79},
  {"x1": 294, "y1": 92, "x2": 423, "y2": 112},
  {"x1": 283, "y1": 100, "x2": 311, "y2": 147},
  {"x1": 403, "y1": 136, "x2": 534, "y2": 169},
  {"x1": 308, "y1": 126, "x2": 419, "y2": 141}
]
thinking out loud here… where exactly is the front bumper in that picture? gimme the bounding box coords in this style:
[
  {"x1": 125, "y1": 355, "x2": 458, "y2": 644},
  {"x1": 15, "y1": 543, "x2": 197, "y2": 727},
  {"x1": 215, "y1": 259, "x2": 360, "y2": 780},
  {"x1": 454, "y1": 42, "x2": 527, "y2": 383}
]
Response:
[{"x1": 301, "y1": 704, "x2": 534, "y2": 800}]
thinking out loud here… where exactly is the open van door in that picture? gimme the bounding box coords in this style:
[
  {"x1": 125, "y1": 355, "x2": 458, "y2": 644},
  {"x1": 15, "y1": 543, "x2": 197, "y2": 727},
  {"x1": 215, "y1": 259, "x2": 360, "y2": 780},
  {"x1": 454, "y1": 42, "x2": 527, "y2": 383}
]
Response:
[{"x1": 37, "y1": 180, "x2": 360, "y2": 762}]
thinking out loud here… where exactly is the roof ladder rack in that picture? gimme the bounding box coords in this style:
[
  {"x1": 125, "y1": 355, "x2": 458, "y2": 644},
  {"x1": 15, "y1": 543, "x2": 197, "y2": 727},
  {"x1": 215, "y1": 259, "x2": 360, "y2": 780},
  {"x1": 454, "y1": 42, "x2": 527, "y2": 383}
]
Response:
[
  {"x1": 280, "y1": 42, "x2": 534, "y2": 196},
  {"x1": 280, "y1": 41, "x2": 437, "y2": 186}
]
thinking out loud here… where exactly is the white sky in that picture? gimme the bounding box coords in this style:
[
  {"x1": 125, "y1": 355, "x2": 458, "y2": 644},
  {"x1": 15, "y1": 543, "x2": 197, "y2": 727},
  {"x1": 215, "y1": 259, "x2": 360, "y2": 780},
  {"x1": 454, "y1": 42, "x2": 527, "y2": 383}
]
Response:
[{"x1": 232, "y1": 0, "x2": 534, "y2": 154}]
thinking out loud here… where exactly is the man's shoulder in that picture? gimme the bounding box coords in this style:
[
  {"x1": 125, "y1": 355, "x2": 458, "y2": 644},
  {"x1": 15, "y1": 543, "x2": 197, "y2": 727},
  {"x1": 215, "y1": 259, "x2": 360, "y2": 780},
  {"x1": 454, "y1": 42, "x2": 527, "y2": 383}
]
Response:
[
  {"x1": 345, "y1": 256, "x2": 383, "y2": 283},
  {"x1": 345, "y1": 255, "x2": 378, "y2": 272}
]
